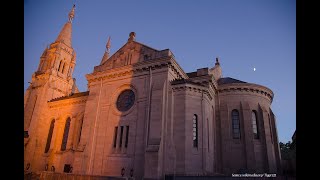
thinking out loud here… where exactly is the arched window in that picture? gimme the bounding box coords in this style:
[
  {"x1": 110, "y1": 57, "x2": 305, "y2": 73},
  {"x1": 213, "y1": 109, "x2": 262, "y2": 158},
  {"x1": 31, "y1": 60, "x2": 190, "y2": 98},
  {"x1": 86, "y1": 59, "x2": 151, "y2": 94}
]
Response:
[
  {"x1": 193, "y1": 114, "x2": 198, "y2": 148},
  {"x1": 45, "y1": 119, "x2": 55, "y2": 153},
  {"x1": 231, "y1": 110, "x2": 240, "y2": 139},
  {"x1": 252, "y1": 111, "x2": 259, "y2": 139},
  {"x1": 61, "y1": 118, "x2": 71, "y2": 151}
]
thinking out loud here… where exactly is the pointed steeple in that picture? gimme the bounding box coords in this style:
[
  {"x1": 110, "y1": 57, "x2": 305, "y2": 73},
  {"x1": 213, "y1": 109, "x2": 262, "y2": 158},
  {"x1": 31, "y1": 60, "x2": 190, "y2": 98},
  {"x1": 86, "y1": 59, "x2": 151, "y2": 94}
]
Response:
[
  {"x1": 55, "y1": 4, "x2": 75, "y2": 47},
  {"x1": 100, "y1": 36, "x2": 111, "y2": 64},
  {"x1": 106, "y1": 36, "x2": 111, "y2": 51},
  {"x1": 68, "y1": 4, "x2": 75, "y2": 23}
]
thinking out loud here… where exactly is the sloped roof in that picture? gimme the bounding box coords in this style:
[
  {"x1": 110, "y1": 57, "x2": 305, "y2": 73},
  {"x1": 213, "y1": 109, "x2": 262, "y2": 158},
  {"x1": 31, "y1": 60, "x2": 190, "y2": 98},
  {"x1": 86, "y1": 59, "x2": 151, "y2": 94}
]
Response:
[
  {"x1": 48, "y1": 91, "x2": 89, "y2": 102},
  {"x1": 55, "y1": 22, "x2": 72, "y2": 47},
  {"x1": 217, "y1": 77, "x2": 247, "y2": 85}
]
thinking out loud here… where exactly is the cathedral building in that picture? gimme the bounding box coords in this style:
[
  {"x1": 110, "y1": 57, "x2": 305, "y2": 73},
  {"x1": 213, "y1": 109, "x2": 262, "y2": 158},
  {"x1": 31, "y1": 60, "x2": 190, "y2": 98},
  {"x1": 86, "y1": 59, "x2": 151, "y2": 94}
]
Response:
[{"x1": 24, "y1": 5, "x2": 282, "y2": 179}]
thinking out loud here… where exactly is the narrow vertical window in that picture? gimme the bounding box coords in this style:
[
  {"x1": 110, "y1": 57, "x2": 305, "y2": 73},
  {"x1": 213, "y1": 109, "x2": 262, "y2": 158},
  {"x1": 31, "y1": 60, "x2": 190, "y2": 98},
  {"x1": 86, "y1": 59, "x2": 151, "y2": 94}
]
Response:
[
  {"x1": 61, "y1": 118, "x2": 71, "y2": 151},
  {"x1": 232, "y1": 110, "x2": 240, "y2": 139},
  {"x1": 113, "y1": 127, "x2": 118, "y2": 148},
  {"x1": 61, "y1": 63, "x2": 66, "y2": 74},
  {"x1": 193, "y1": 114, "x2": 198, "y2": 148},
  {"x1": 45, "y1": 119, "x2": 55, "y2": 153},
  {"x1": 268, "y1": 114, "x2": 273, "y2": 143},
  {"x1": 58, "y1": 61, "x2": 62, "y2": 71},
  {"x1": 77, "y1": 118, "x2": 84, "y2": 144},
  {"x1": 125, "y1": 126, "x2": 129, "y2": 148},
  {"x1": 119, "y1": 126, "x2": 124, "y2": 148},
  {"x1": 252, "y1": 111, "x2": 259, "y2": 139}
]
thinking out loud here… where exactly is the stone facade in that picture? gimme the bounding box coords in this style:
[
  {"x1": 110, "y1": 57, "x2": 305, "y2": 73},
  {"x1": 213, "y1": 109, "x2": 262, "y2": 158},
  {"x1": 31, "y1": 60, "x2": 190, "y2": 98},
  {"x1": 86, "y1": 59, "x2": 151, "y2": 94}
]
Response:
[{"x1": 24, "y1": 6, "x2": 281, "y2": 179}]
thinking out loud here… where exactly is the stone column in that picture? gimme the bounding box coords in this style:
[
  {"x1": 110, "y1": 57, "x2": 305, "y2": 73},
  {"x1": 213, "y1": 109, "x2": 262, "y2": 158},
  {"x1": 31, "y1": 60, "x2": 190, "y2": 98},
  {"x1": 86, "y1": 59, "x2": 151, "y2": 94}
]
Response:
[
  {"x1": 261, "y1": 107, "x2": 276, "y2": 173},
  {"x1": 240, "y1": 101, "x2": 256, "y2": 171}
]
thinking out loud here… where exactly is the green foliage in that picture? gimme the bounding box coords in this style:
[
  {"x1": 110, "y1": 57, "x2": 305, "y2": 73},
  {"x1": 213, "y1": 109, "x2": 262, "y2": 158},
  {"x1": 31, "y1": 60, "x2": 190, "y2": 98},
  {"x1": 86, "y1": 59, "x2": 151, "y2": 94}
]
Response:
[{"x1": 279, "y1": 141, "x2": 295, "y2": 160}]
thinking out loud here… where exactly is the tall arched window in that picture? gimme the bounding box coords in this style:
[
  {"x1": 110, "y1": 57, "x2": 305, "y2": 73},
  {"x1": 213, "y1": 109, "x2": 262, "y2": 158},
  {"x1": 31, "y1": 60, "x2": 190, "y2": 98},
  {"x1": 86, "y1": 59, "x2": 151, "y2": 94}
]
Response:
[
  {"x1": 193, "y1": 114, "x2": 198, "y2": 148},
  {"x1": 231, "y1": 110, "x2": 240, "y2": 139},
  {"x1": 61, "y1": 118, "x2": 71, "y2": 151},
  {"x1": 252, "y1": 111, "x2": 259, "y2": 139},
  {"x1": 45, "y1": 119, "x2": 55, "y2": 153}
]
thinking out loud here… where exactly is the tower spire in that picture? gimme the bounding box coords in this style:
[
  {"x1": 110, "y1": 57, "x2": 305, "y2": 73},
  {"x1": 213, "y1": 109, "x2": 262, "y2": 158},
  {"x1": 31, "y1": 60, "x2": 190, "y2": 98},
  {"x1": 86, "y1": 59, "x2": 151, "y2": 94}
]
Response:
[
  {"x1": 106, "y1": 36, "x2": 111, "y2": 54},
  {"x1": 55, "y1": 4, "x2": 75, "y2": 47},
  {"x1": 68, "y1": 4, "x2": 76, "y2": 23},
  {"x1": 100, "y1": 36, "x2": 111, "y2": 64}
]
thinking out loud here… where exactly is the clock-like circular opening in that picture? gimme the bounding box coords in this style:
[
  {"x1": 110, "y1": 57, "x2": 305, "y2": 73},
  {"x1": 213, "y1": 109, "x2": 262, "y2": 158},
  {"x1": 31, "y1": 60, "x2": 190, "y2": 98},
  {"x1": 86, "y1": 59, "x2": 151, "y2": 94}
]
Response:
[{"x1": 116, "y1": 89, "x2": 135, "y2": 112}]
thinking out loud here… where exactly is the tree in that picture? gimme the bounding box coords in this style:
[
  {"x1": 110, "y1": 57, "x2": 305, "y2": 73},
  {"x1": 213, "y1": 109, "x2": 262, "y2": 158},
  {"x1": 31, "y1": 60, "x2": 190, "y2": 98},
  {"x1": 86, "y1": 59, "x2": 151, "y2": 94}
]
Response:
[
  {"x1": 280, "y1": 141, "x2": 293, "y2": 160},
  {"x1": 280, "y1": 141, "x2": 296, "y2": 176}
]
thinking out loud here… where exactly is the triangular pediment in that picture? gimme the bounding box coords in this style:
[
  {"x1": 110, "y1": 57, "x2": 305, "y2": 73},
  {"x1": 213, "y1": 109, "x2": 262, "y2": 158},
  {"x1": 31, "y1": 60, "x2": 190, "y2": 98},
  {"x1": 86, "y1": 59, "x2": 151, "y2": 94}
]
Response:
[{"x1": 95, "y1": 41, "x2": 167, "y2": 72}]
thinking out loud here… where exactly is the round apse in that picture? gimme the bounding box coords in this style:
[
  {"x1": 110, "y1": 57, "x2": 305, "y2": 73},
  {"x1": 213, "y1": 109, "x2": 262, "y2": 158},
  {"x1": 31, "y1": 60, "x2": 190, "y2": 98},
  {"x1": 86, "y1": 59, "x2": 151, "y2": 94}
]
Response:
[{"x1": 116, "y1": 89, "x2": 135, "y2": 112}]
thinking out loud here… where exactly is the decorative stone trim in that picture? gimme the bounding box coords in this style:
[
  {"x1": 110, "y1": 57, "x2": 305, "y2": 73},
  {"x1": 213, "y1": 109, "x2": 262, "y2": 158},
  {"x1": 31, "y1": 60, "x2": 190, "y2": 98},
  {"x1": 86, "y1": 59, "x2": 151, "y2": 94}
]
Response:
[
  {"x1": 172, "y1": 84, "x2": 213, "y2": 100},
  {"x1": 87, "y1": 57, "x2": 188, "y2": 84},
  {"x1": 51, "y1": 87, "x2": 68, "y2": 94},
  {"x1": 87, "y1": 63, "x2": 169, "y2": 83},
  {"x1": 48, "y1": 99, "x2": 87, "y2": 108},
  {"x1": 218, "y1": 83, "x2": 273, "y2": 102}
]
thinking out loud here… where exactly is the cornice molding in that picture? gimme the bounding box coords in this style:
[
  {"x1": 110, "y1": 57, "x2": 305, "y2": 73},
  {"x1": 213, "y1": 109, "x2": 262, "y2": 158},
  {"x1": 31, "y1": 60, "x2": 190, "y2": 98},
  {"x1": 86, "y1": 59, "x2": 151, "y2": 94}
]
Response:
[
  {"x1": 86, "y1": 58, "x2": 181, "y2": 84},
  {"x1": 172, "y1": 83, "x2": 213, "y2": 100},
  {"x1": 218, "y1": 83, "x2": 273, "y2": 102},
  {"x1": 48, "y1": 97, "x2": 87, "y2": 108}
]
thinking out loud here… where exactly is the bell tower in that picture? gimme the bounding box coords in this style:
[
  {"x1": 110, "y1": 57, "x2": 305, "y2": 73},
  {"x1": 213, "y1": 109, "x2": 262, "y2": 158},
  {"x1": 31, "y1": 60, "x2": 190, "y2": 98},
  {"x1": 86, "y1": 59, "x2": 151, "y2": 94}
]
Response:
[
  {"x1": 24, "y1": 5, "x2": 78, "y2": 171},
  {"x1": 36, "y1": 4, "x2": 76, "y2": 81}
]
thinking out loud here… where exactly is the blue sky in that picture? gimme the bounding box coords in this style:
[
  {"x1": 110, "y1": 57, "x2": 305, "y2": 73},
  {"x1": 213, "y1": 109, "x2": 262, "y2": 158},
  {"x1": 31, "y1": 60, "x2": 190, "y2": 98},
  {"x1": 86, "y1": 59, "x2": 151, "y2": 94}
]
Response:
[{"x1": 24, "y1": 0, "x2": 296, "y2": 143}]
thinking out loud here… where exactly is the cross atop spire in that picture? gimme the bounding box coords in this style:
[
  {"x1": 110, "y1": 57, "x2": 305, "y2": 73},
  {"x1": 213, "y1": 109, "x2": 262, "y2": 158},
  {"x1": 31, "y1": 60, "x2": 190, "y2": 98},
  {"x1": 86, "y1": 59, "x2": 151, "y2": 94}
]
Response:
[
  {"x1": 55, "y1": 4, "x2": 75, "y2": 47},
  {"x1": 68, "y1": 4, "x2": 76, "y2": 23}
]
